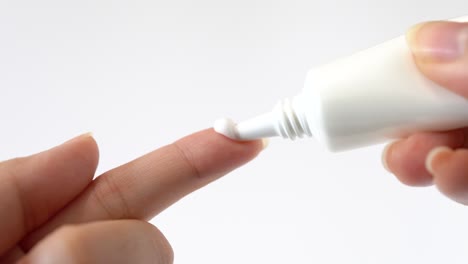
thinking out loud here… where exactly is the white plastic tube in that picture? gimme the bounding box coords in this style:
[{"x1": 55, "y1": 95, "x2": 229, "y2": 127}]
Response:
[{"x1": 214, "y1": 16, "x2": 468, "y2": 152}]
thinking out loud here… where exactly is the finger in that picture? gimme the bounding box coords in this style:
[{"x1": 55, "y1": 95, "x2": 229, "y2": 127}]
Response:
[
  {"x1": 18, "y1": 220, "x2": 173, "y2": 264},
  {"x1": 22, "y1": 129, "x2": 264, "y2": 249},
  {"x1": 406, "y1": 20, "x2": 468, "y2": 97},
  {"x1": 381, "y1": 129, "x2": 466, "y2": 186},
  {"x1": 0, "y1": 133, "x2": 99, "y2": 255},
  {"x1": 426, "y1": 147, "x2": 468, "y2": 205}
]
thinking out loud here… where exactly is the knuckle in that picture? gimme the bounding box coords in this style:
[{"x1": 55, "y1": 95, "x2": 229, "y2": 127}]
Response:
[
  {"x1": 172, "y1": 141, "x2": 201, "y2": 179},
  {"x1": 90, "y1": 173, "x2": 131, "y2": 219}
]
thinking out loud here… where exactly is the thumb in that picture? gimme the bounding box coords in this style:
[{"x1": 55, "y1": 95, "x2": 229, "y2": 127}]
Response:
[{"x1": 406, "y1": 20, "x2": 468, "y2": 97}]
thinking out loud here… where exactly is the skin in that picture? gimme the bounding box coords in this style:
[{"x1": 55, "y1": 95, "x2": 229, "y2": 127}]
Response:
[
  {"x1": 382, "y1": 20, "x2": 468, "y2": 205},
  {"x1": 0, "y1": 20, "x2": 466, "y2": 263},
  {"x1": 0, "y1": 130, "x2": 263, "y2": 263}
]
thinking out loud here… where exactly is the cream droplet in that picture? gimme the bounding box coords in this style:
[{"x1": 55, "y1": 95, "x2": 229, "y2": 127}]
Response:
[{"x1": 213, "y1": 118, "x2": 240, "y2": 140}]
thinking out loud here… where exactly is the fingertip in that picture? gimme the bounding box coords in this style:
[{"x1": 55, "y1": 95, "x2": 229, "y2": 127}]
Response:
[
  {"x1": 382, "y1": 130, "x2": 467, "y2": 187},
  {"x1": 174, "y1": 129, "x2": 264, "y2": 179},
  {"x1": 428, "y1": 148, "x2": 468, "y2": 205},
  {"x1": 406, "y1": 21, "x2": 467, "y2": 62},
  {"x1": 406, "y1": 20, "x2": 468, "y2": 98},
  {"x1": 75, "y1": 133, "x2": 100, "y2": 172},
  {"x1": 54, "y1": 132, "x2": 100, "y2": 179},
  {"x1": 208, "y1": 128, "x2": 264, "y2": 154},
  {"x1": 24, "y1": 220, "x2": 174, "y2": 264},
  {"x1": 383, "y1": 139, "x2": 433, "y2": 187},
  {"x1": 23, "y1": 132, "x2": 100, "y2": 184},
  {"x1": 212, "y1": 128, "x2": 265, "y2": 164},
  {"x1": 425, "y1": 146, "x2": 453, "y2": 175},
  {"x1": 381, "y1": 141, "x2": 395, "y2": 173}
]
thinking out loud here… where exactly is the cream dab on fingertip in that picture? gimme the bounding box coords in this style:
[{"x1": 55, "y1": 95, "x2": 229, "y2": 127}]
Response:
[{"x1": 213, "y1": 118, "x2": 240, "y2": 140}]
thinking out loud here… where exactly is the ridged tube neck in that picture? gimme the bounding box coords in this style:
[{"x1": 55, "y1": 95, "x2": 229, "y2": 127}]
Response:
[{"x1": 273, "y1": 96, "x2": 312, "y2": 140}]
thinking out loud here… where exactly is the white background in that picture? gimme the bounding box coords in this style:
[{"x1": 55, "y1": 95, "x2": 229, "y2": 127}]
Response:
[{"x1": 1, "y1": 1, "x2": 468, "y2": 263}]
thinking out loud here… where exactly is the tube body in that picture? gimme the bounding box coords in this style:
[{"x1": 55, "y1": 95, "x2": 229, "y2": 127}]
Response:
[
  {"x1": 217, "y1": 16, "x2": 468, "y2": 152},
  {"x1": 299, "y1": 35, "x2": 468, "y2": 151}
]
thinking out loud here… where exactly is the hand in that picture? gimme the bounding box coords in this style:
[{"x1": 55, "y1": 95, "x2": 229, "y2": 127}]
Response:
[
  {"x1": 0, "y1": 130, "x2": 264, "y2": 263},
  {"x1": 382, "y1": 20, "x2": 468, "y2": 204}
]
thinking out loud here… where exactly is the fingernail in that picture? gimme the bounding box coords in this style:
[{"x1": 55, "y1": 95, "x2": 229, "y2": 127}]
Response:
[
  {"x1": 425, "y1": 146, "x2": 453, "y2": 175},
  {"x1": 381, "y1": 142, "x2": 394, "y2": 172},
  {"x1": 261, "y1": 138, "x2": 269, "y2": 150},
  {"x1": 407, "y1": 21, "x2": 468, "y2": 62},
  {"x1": 79, "y1": 132, "x2": 93, "y2": 139},
  {"x1": 63, "y1": 132, "x2": 94, "y2": 145}
]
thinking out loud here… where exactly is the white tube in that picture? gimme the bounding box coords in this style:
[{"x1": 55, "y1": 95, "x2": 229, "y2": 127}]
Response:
[{"x1": 214, "y1": 16, "x2": 468, "y2": 152}]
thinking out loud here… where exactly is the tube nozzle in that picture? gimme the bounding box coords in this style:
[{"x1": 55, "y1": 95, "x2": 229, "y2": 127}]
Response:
[{"x1": 214, "y1": 97, "x2": 312, "y2": 141}]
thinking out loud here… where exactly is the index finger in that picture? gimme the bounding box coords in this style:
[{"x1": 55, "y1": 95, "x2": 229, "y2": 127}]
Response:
[{"x1": 21, "y1": 129, "x2": 264, "y2": 249}]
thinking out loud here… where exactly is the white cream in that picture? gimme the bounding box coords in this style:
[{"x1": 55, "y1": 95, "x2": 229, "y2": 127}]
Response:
[
  {"x1": 213, "y1": 118, "x2": 239, "y2": 139},
  {"x1": 214, "y1": 16, "x2": 468, "y2": 152}
]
